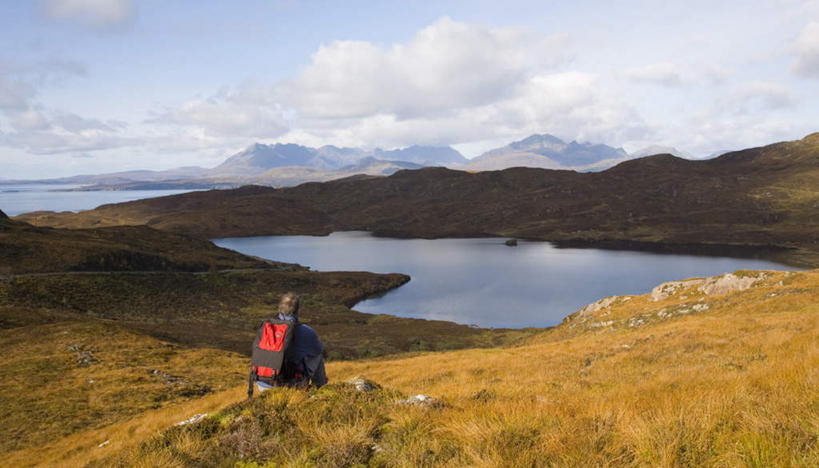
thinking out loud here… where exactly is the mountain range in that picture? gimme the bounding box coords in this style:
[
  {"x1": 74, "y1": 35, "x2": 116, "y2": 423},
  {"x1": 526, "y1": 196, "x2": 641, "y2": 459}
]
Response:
[
  {"x1": 5, "y1": 134, "x2": 691, "y2": 190},
  {"x1": 463, "y1": 134, "x2": 630, "y2": 171},
  {"x1": 18, "y1": 133, "x2": 819, "y2": 268}
]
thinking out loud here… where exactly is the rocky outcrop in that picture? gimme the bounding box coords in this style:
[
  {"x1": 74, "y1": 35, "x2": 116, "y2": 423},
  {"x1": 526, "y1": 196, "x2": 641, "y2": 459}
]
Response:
[
  {"x1": 651, "y1": 279, "x2": 705, "y2": 301},
  {"x1": 697, "y1": 273, "x2": 765, "y2": 296},
  {"x1": 397, "y1": 394, "x2": 444, "y2": 408},
  {"x1": 346, "y1": 377, "x2": 379, "y2": 392},
  {"x1": 564, "y1": 271, "x2": 776, "y2": 333},
  {"x1": 651, "y1": 273, "x2": 765, "y2": 301}
]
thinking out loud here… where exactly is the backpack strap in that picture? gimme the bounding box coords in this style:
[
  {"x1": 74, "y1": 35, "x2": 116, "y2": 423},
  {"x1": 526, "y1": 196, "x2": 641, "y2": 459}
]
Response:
[{"x1": 248, "y1": 366, "x2": 257, "y2": 398}]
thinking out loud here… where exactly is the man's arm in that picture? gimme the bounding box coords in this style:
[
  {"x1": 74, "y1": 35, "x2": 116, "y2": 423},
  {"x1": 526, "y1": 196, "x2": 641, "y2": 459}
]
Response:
[{"x1": 304, "y1": 354, "x2": 328, "y2": 388}]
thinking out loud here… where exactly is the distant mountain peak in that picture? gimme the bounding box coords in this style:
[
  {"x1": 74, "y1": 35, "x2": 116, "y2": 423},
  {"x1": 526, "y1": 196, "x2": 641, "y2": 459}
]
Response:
[
  {"x1": 213, "y1": 143, "x2": 318, "y2": 175},
  {"x1": 469, "y1": 133, "x2": 629, "y2": 170},
  {"x1": 631, "y1": 145, "x2": 691, "y2": 159},
  {"x1": 210, "y1": 141, "x2": 468, "y2": 177},
  {"x1": 373, "y1": 145, "x2": 467, "y2": 165}
]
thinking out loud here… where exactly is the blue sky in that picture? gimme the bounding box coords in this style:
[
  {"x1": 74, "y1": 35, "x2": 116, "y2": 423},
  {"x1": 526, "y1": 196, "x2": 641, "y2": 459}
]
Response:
[{"x1": 1, "y1": 0, "x2": 818, "y2": 178}]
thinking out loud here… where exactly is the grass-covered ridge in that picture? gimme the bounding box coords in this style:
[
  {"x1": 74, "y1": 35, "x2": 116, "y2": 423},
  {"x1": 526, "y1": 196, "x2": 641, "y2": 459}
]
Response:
[{"x1": 42, "y1": 268, "x2": 817, "y2": 468}]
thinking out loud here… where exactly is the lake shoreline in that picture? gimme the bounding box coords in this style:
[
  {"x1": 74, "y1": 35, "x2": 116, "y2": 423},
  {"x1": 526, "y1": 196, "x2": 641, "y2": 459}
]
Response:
[
  {"x1": 214, "y1": 232, "x2": 802, "y2": 329},
  {"x1": 218, "y1": 228, "x2": 814, "y2": 270}
]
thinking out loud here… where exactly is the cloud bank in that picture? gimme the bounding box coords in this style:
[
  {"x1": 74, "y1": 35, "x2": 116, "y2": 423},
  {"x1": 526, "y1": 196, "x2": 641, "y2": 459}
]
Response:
[{"x1": 3, "y1": 8, "x2": 818, "y2": 178}]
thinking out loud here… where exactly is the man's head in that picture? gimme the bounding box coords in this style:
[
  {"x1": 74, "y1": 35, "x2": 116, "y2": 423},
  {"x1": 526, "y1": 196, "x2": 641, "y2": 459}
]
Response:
[{"x1": 278, "y1": 292, "x2": 300, "y2": 318}]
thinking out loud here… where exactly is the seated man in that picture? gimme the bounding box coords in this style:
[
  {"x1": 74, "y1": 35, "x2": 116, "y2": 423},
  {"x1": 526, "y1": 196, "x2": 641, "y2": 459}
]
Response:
[{"x1": 255, "y1": 292, "x2": 328, "y2": 393}]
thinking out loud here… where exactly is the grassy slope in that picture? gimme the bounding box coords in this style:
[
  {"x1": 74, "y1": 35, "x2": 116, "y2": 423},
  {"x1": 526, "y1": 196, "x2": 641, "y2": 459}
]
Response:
[
  {"x1": 0, "y1": 270, "x2": 528, "y2": 358},
  {"x1": 0, "y1": 321, "x2": 247, "y2": 455},
  {"x1": 0, "y1": 214, "x2": 535, "y2": 463},
  {"x1": 17, "y1": 268, "x2": 813, "y2": 468},
  {"x1": 15, "y1": 133, "x2": 819, "y2": 267},
  {"x1": 0, "y1": 270, "x2": 531, "y2": 463}
]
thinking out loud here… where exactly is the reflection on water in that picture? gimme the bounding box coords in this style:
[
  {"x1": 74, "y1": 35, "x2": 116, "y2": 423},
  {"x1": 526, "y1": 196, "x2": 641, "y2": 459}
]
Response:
[{"x1": 214, "y1": 232, "x2": 797, "y2": 328}]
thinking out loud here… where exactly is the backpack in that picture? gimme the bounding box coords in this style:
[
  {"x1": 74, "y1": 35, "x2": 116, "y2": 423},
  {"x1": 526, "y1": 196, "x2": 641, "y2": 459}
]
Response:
[{"x1": 247, "y1": 316, "x2": 296, "y2": 397}]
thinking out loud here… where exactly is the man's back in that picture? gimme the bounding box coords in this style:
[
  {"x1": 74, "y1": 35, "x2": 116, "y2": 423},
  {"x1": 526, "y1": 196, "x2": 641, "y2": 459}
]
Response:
[
  {"x1": 282, "y1": 322, "x2": 328, "y2": 388},
  {"x1": 288, "y1": 323, "x2": 322, "y2": 363}
]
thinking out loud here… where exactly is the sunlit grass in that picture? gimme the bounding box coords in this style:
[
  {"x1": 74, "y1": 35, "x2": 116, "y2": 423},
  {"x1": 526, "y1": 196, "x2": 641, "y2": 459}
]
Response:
[
  {"x1": 45, "y1": 268, "x2": 812, "y2": 468},
  {"x1": 2, "y1": 269, "x2": 816, "y2": 467}
]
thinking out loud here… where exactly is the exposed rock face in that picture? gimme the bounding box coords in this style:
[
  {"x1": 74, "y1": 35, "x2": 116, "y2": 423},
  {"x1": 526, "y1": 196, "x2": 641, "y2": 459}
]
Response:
[
  {"x1": 697, "y1": 273, "x2": 764, "y2": 296},
  {"x1": 565, "y1": 271, "x2": 777, "y2": 333},
  {"x1": 0, "y1": 209, "x2": 7, "y2": 220},
  {"x1": 651, "y1": 273, "x2": 765, "y2": 301},
  {"x1": 651, "y1": 279, "x2": 705, "y2": 301},
  {"x1": 577, "y1": 296, "x2": 619, "y2": 317}
]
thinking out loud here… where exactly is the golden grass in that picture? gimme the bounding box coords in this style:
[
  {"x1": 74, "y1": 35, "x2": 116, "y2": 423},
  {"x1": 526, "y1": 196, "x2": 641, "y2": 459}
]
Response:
[
  {"x1": 0, "y1": 320, "x2": 247, "y2": 459},
  {"x1": 5, "y1": 269, "x2": 819, "y2": 467},
  {"x1": 4, "y1": 386, "x2": 247, "y2": 467}
]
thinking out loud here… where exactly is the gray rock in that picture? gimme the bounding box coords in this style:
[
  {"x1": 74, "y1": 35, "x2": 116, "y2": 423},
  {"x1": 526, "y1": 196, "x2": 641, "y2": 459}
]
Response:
[
  {"x1": 397, "y1": 394, "x2": 443, "y2": 408},
  {"x1": 346, "y1": 377, "x2": 378, "y2": 392}
]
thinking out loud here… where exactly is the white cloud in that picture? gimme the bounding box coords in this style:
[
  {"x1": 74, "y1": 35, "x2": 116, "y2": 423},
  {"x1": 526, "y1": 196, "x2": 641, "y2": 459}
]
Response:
[
  {"x1": 9, "y1": 108, "x2": 51, "y2": 130},
  {"x1": 0, "y1": 60, "x2": 131, "y2": 155},
  {"x1": 277, "y1": 17, "x2": 567, "y2": 120},
  {"x1": 43, "y1": 0, "x2": 135, "y2": 29},
  {"x1": 267, "y1": 70, "x2": 645, "y2": 151},
  {"x1": 700, "y1": 81, "x2": 798, "y2": 119},
  {"x1": 0, "y1": 78, "x2": 37, "y2": 111},
  {"x1": 153, "y1": 86, "x2": 290, "y2": 139},
  {"x1": 624, "y1": 62, "x2": 682, "y2": 87},
  {"x1": 158, "y1": 18, "x2": 642, "y2": 151},
  {"x1": 1, "y1": 126, "x2": 135, "y2": 155},
  {"x1": 734, "y1": 81, "x2": 797, "y2": 110},
  {"x1": 792, "y1": 21, "x2": 819, "y2": 77}
]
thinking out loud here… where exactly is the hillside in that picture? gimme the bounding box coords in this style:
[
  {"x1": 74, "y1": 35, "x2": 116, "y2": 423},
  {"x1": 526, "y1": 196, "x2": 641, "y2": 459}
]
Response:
[
  {"x1": 17, "y1": 133, "x2": 819, "y2": 267},
  {"x1": 0, "y1": 212, "x2": 284, "y2": 274},
  {"x1": 8, "y1": 268, "x2": 815, "y2": 467},
  {"x1": 0, "y1": 213, "x2": 532, "y2": 351}
]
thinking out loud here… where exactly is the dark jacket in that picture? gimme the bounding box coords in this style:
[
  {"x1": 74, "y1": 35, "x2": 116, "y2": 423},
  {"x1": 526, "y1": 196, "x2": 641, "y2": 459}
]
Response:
[{"x1": 278, "y1": 315, "x2": 328, "y2": 388}]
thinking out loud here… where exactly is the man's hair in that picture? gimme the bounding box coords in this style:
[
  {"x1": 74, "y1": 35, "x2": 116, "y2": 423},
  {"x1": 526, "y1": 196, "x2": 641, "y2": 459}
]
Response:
[{"x1": 278, "y1": 292, "x2": 300, "y2": 317}]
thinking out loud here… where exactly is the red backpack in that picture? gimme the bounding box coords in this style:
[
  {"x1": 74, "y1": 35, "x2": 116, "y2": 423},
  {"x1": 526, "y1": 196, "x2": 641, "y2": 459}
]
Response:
[{"x1": 247, "y1": 317, "x2": 296, "y2": 397}]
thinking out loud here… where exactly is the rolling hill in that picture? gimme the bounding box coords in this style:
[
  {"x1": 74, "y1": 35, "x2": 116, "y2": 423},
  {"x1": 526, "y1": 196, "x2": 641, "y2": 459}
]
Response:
[
  {"x1": 17, "y1": 133, "x2": 819, "y2": 267},
  {"x1": 0, "y1": 208, "x2": 280, "y2": 274}
]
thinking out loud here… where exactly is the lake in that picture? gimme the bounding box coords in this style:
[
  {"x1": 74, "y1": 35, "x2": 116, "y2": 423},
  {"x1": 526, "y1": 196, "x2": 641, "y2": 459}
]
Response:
[
  {"x1": 213, "y1": 232, "x2": 798, "y2": 329},
  {"x1": 0, "y1": 184, "x2": 198, "y2": 216}
]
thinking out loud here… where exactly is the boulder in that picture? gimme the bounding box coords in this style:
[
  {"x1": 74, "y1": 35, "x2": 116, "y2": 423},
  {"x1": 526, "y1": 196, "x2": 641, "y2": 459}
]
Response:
[
  {"x1": 397, "y1": 394, "x2": 444, "y2": 408},
  {"x1": 345, "y1": 377, "x2": 379, "y2": 392}
]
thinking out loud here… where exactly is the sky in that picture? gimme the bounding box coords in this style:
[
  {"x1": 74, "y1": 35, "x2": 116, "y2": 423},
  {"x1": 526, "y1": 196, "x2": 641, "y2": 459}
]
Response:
[{"x1": 1, "y1": 0, "x2": 818, "y2": 179}]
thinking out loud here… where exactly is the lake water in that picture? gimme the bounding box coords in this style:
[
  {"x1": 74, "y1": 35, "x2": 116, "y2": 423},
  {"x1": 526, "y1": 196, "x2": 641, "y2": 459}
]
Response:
[
  {"x1": 214, "y1": 232, "x2": 797, "y2": 329},
  {"x1": 0, "y1": 184, "x2": 197, "y2": 216}
]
